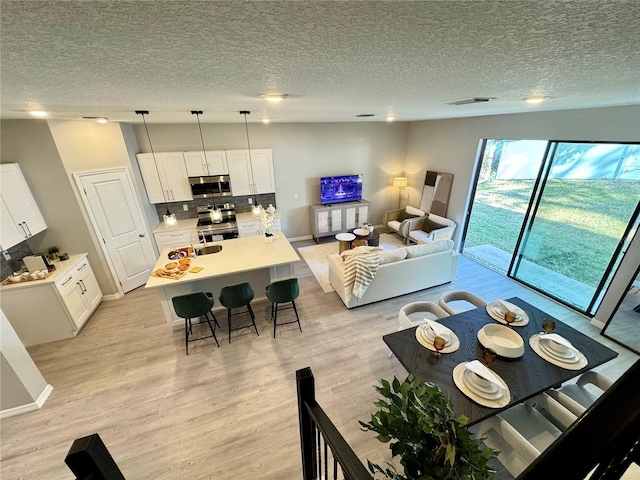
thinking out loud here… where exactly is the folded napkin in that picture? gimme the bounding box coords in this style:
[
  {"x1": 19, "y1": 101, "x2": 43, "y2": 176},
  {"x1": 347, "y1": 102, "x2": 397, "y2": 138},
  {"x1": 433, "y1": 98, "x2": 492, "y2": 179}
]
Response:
[
  {"x1": 465, "y1": 360, "x2": 504, "y2": 391},
  {"x1": 424, "y1": 319, "x2": 452, "y2": 343},
  {"x1": 495, "y1": 299, "x2": 525, "y2": 316},
  {"x1": 539, "y1": 333, "x2": 578, "y2": 355}
]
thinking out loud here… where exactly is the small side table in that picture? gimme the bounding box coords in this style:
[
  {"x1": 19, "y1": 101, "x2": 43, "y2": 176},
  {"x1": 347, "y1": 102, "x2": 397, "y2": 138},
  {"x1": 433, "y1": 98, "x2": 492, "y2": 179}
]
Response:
[
  {"x1": 348, "y1": 228, "x2": 380, "y2": 247},
  {"x1": 335, "y1": 232, "x2": 356, "y2": 253}
]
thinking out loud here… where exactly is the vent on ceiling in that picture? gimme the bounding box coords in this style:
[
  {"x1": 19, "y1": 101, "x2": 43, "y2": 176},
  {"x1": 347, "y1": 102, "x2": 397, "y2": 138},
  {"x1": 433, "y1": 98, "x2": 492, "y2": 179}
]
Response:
[
  {"x1": 445, "y1": 97, "x2": 496, "y2": 106},
  {"x1": 356, "y1": 113, "x2": 375, "y2": 117}
]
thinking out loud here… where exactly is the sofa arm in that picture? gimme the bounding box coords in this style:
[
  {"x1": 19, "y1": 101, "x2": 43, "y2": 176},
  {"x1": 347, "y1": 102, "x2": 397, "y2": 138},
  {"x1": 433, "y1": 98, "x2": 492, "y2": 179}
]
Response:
[
  {"x1": 327, "y1": 254, "x2": 350, "y2": 306},
  {"x1": 430, "y1": 223, "x2": 456, "y2": 242},
  {"x1": 398, "y1": 215, "x2": 428, "y2": 238}
]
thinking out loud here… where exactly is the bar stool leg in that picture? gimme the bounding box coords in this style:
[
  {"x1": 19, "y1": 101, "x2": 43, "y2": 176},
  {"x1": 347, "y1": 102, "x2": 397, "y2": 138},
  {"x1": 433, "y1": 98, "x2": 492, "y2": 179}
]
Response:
[
  {"x1": 204, "y1": 313, "x2": 219, "y2": 347},
  {"x1": 227, "y1": 308, "x2": 232, "y2": 344},
  {"x1": 292, "y1": 300, "x2": 302, "y2": 332},
  {"x1": 247, "y1": 304, "x2": 259, "y2": 336},
  {"x1": 273, "y1": 303, "x2": 278, "y2": 338},
  {"x1": 184, "y1": 318, "x2": 190, "y2": 355}
]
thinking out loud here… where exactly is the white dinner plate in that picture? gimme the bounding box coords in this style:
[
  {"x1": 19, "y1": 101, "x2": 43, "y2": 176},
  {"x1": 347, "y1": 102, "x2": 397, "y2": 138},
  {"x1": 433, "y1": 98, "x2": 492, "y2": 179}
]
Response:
[
  {"x1": 529, "y1": 334, "x2": 588, "y2": 370},
  {"x1": 486, "y1": 302, "x2": 529, "y2": 326},
  {"x1": 463, "y1": 370, "x2": 502, "y2": 399},
  {"x1": 422, "y1": 325, "x2": 452, "y2": 346},
  {"x1": 539, "y1": 341, "x2": 579, "y2": 363},
  {"x1": 452, "y1": 363, "x2": 510, "y2": 408},
  {"x1": 415, "y1": 327, "x2": 460, "y2": 354}
]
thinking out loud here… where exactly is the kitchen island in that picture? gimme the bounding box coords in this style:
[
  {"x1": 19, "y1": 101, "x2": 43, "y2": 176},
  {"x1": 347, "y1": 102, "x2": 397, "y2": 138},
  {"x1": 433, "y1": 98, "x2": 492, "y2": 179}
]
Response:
[{"x1": 145, "y1": 232, "x2": 300, "y2": 327}]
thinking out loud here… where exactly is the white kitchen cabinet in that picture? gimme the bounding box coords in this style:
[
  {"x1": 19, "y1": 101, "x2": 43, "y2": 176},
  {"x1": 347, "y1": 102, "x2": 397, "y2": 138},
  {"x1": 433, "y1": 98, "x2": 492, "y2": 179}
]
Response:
[
  {"x1": 137, "y1": 152, "x2": 193, "y2": 204},
  {"x1": 154, "y1": 228, "x2": 197, "y2": 251},
  {"x1": 237, "y1": 217, "x2": 281, "y2": 238},
  {"x1": 227, "y1": 149, "x2": 275, "y2": 195},
  {"x1": 184, "y1": 150, "x2": 228, "y2": 177},
  {"x1": 0, "y1": 163, "x2": 47, "y2": 249},
  {"x1": 0, "y1": 254, "x2": 102, "y2": 346},
  {"x1": 56, "y1": 257, "x2": 102, "y2": 329}
]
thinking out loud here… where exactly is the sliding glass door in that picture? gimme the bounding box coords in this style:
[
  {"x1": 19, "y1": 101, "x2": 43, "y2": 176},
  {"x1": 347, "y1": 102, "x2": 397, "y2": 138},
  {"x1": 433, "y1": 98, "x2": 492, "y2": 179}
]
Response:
[{"x1": 463, "y1": 140, "x2": 640, "y2": 315}]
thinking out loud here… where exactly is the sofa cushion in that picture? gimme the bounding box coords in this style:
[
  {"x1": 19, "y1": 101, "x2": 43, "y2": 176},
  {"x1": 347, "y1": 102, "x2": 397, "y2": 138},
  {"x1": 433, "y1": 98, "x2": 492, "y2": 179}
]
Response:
[
  {"x1": 405, "y1": 205, "x2": 426, "y2": 216},
  {"x1": 379, "y1": 248, "x2": 408, "y2": 265},
  {"x1": 396, "y1": 210, "x2": 419, "y2": 222},
  {"x1": 421, "y1": 218, "x2": 444, "y2": 233},
  {"x1": 404, "y1": 239, "x2": 454, "y2": 258}
]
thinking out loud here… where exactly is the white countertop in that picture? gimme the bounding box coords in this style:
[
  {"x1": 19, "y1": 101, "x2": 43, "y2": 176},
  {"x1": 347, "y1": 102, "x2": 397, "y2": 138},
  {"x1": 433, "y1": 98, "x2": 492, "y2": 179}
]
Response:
[
  {"x1": 152, "y1": 218, "x2": 198, "y2": 234},
  {"x1": 0, "y1": 253, "x2": 88, "y2": 291},
  {"x1": 145, "y1": 232, "x2": 299, "y2": 289}
]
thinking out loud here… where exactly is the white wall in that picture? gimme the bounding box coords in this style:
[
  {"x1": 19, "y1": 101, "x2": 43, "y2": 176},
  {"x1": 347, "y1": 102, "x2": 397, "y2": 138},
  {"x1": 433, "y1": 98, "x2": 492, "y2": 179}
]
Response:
[
  {"x1": 1, "y1": 309, "x2": 51, "y2": 416},
  {"x1": 132, "y1": 121, "x2": 409, "y2": 238}
]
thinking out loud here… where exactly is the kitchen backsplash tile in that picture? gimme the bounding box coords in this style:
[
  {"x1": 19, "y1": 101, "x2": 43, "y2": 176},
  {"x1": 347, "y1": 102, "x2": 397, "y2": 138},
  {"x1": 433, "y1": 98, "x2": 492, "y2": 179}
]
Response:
[
  {"x1": 153, "y1": 194, "x2": 276, "y2": 222},
  {"x1": 1, "y1": 241, "x2": 34, "y2": 280}
]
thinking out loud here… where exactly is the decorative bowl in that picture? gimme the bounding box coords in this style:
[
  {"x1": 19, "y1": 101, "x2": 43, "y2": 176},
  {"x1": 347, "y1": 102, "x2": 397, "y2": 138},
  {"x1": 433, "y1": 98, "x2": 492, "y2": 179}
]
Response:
[
  {"x1": 477, "y1": 324, "x2": 524, "y2": 358},
  {"x1": 353, "y1": 228, "x2": 370, "y2": 236}
]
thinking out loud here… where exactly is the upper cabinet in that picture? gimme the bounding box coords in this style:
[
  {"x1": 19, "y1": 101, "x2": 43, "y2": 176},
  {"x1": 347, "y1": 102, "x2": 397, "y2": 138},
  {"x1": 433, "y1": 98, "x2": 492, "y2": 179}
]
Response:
[
  {"x1": 0, "y1": 163, "x2": 47, "y2": 249},
  {"x1": 184, "y1": 151, "x2": 228, "y2": 177},
  {"x1": 136, "y1": 152, "x2": 193, "y2": 204},
  {"x1": 227, "y1": 149, "x2": 276, "y2": 196}
]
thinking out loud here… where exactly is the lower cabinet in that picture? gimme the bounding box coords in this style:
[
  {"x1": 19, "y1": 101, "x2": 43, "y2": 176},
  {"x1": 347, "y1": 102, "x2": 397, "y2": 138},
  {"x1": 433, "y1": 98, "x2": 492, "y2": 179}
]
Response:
[
  {"x1": 154, "y1": 229, "x2": 196, "y2": 252},
  {"x1": 237, "y1": 217, "x2": 281, "y2": 237},
  {"x1": 0, "y1": 254, "x2": 103, "y2": 346},
  {"x1": 310, "y1": 200, "x2": 370, "y2": 240}
]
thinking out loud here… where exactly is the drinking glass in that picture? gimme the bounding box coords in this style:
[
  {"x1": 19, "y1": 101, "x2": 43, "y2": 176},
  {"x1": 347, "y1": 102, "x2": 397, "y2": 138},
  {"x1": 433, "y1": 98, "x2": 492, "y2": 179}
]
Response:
[
  {"x1": 541, "y1": 318, "x2": 556, "y2": 334},
  {"x1": 504, "y1": 311, "x2": 516, "y2": 328},
  {"x1": 432, "y1": 336, "x2": 446, "y2": 358},
  {"x1": 482, "y1": 347, "x2": 497, "y2": 366}
]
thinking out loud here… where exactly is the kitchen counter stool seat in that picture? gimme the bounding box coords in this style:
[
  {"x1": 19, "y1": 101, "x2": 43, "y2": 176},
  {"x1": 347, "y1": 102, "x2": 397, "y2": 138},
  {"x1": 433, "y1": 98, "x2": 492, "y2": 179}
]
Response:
[
  {"x1": 172, "y1": 291, "x2": 220, "y2": 355},
  {"x1": 266, "y1": 278, "x2": 301, "y2": 338},
  {"x1": 219, "y1": 282, "x2": 259, "y2": 343}
]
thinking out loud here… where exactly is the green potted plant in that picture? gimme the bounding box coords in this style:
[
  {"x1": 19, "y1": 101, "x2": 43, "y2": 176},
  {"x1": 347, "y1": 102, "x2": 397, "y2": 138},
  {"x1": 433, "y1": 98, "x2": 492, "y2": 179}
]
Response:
[
  {"x1": 360, "y1": 375, "x2": 496, "y2": 480},
  {"x1": 47, "y1": 246, "x2": 60, "y2": 261}
]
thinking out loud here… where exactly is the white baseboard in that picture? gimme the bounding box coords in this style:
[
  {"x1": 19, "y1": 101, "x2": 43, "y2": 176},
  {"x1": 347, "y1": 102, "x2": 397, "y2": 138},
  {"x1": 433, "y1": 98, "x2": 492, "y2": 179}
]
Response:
[
  {"x1": 1, "y1": 383, "x2": 53, "y2": 419},
  {"x1": 289, "y1": 234, "x2": 314, "y2": 242},
  {"x1": 590, "y1": 317, "x2": 605, "y2": 330},
  {"x1": 101, "y1": 292, "x2": 123, "y2": 301}
]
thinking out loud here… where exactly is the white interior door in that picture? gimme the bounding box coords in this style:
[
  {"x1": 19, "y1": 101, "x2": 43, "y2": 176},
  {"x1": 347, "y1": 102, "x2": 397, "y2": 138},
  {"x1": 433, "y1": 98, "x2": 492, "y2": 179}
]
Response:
[{"x1": 77, "y1": 169, "x2": 156, "y2": 293}]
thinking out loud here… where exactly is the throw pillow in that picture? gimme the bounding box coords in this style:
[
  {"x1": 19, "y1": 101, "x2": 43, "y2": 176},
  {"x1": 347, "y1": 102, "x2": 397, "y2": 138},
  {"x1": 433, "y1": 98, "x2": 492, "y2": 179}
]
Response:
[
  {"x1": 405, "y1": 205, "x2": 426, "y2": 216},
  {"x1": 421, "y1": 218, "x2": 443, "y2": 233},
  {"x1": 404, "y1": 239, "x2": 454, "y2": 258},
  {"x1": 379, "y1": 248, "x2": 408, "y2": 265},
  {"x1": 396, "y1": 210, "x2": 418, "y2": 222}
]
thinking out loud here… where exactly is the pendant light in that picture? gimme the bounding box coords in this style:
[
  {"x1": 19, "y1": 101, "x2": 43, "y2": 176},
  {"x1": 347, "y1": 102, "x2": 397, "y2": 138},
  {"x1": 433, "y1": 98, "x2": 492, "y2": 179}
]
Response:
[
  {"x1": 136, "y1": 110, "x2": 177, "y2": 227},
  {"x1": 191, "y1": 110, "x2": 222, "y2": 222}
]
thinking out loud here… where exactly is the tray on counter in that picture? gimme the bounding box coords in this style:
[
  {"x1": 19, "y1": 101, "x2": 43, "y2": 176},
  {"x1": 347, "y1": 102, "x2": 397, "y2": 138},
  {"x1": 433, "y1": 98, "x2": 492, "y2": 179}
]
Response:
[{"x1": 2, "y1": 270, "x2": 54, "y2": 285}]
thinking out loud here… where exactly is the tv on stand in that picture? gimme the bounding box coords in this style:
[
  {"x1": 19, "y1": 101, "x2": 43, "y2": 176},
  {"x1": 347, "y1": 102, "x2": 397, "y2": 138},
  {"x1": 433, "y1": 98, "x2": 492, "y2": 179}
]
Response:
[{"x1": 320, "y1": 174, "x2": 363, "y2": 205}]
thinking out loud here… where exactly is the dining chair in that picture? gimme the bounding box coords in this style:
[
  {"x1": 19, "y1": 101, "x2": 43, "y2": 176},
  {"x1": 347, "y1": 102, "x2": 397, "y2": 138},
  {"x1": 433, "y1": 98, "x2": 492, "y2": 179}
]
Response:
[
  {"x1": 265, "y1": 278, "x2": 302, "y2": 338},
  {"x1": 218, "y1": 282, "x2": 259, "y2": 343},
  {"x1": 474, "y1": 393, "x2": 577, "y2": 477},
  {"x1": 171, "y1": 291, "x2": 220, "y2": 355},
  {"x1": 438, "y1": 290, "x2": 487, "y2": 315},
  {"x1": 389, "y1": 301, "x2": 449, "y2": 358},
  {"x1": 546, "y1": 371, "x2": 613, "y2": 417}
]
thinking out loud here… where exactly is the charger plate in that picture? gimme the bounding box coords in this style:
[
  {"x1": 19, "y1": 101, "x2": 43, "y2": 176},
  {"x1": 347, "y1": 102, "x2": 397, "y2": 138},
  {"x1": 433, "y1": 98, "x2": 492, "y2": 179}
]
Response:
[
  {"x1": 529, "y1": 334, "x2": 587, "y2": 370},
  {"x1": 415, "y1": 325, "x2": 460, "y2": 353},
  {"x1": 453, "y1": 363, "x2": 510, "y2": 408},
  {"x1": 486, "y1": 301, "x2": 529, "y2": 326}
]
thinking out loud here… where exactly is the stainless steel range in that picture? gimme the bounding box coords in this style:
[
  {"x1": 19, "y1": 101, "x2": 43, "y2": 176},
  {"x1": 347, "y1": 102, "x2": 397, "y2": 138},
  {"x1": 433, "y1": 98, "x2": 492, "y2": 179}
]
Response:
[{"x1": 196, "y1": 204, "x2": 238, "y2": 242}]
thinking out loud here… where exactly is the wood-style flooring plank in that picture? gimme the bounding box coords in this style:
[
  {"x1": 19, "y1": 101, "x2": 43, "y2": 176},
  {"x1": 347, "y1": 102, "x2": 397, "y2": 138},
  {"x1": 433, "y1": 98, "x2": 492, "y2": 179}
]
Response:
[{"x1": 1, "y1": 238, "x2": 637, "y2": 480}]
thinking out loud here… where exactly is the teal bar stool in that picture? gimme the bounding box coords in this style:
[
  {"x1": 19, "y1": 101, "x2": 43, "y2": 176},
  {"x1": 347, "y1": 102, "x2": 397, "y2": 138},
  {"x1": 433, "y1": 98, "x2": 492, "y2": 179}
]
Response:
[
  {"x1": 172, "y1": 291, "x2": 220, "y2": 355},
  {"x1": 219, "y1": 282, "x2": 259, "y2": 343},
  {"x1": 266, "y1": 278, "x2": 301, "y2": 338}
]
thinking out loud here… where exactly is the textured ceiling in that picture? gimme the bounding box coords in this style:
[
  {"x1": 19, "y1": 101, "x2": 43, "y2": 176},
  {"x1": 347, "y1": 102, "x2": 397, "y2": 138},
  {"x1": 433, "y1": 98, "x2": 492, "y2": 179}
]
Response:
[{"x1": 1, "y1": 0, "x2": 639, "y2": 124}]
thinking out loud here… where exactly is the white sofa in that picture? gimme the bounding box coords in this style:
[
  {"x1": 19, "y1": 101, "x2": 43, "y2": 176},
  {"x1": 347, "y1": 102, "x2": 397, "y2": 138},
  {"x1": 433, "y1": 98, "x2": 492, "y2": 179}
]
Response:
[
  {"x1": 328, "y1": 240, "x2": 459, "y2": 308},
  {"x1": 408, "y1": 213, "x2": 456, "y2": 244}
]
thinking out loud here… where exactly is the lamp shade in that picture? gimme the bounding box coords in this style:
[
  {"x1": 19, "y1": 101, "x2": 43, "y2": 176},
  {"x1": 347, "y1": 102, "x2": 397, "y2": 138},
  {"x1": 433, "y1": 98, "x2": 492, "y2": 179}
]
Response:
[{"x1": 393, "y1": 177, "x2": 408, "y2": 188}]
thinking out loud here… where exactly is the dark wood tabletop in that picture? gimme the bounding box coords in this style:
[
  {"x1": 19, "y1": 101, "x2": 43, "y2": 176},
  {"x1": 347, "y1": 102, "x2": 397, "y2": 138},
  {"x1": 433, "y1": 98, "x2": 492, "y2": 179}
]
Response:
[{"x1": 383, "y1": 297, "x2": 618, "y2": 425}]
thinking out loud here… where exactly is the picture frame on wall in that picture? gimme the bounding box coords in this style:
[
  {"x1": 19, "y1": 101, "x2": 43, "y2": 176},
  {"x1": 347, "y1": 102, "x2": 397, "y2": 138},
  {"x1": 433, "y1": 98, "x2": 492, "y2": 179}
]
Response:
[{"x1": 419, "y1": 171, "x2": 454, "y2": 216}]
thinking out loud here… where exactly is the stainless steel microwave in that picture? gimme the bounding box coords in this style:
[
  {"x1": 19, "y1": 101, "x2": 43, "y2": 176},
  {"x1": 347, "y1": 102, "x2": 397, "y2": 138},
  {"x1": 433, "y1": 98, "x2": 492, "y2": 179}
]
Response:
[{"x1": 189, "y1": 175, "x2": 232, "y2": 198}]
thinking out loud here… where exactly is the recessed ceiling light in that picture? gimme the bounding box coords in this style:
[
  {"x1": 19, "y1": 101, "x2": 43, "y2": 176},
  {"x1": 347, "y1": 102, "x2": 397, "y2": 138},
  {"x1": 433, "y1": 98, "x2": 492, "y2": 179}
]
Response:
[
  {"x1": 386, "y1": 115, "x2": 396, "y2": 122},
  {"x1": 356, "y1": 114, "x2": 375, "y2": 118},
  {"x1": 262, "y1": 118, "x2": 270, "y2": 124},
  {"x1": 524, "y1": 95, "x2": 549, "y2": 104},
  {"x1": 260, "y1": 93, "x2": 288, "y2": 103},
  {"x1": 80, "y1": 116, "x2": 109, "y2": 124},
  {"x1": 28, "y1": 110, "x2": 49, "y2": 117}
]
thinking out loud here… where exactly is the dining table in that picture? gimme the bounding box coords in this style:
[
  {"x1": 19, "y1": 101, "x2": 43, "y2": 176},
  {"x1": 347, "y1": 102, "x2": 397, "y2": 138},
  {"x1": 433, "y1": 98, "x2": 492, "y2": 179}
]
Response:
[{"x1": 383, "y1": 296, "x2": 618, "y2": 425}]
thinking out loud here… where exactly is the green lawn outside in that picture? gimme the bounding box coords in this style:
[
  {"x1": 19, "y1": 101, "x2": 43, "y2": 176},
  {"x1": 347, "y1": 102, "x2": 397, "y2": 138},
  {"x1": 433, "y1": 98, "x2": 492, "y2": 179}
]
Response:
[{"x1": 464, "y1": 179, "x2": 639, "y2": 287}]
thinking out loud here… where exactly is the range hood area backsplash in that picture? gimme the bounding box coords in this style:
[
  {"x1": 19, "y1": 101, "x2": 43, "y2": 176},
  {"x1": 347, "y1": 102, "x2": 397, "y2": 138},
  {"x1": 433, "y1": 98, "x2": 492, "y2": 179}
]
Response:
[{"x1": 153, "y1": 193, "x2": 276, "y2": 223}]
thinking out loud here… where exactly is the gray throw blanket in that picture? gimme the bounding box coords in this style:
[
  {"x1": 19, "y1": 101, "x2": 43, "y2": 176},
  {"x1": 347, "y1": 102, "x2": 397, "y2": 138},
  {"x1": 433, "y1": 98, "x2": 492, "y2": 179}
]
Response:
[{"x1": 340, "y1": 246, "x2": 382, "y2": 299}]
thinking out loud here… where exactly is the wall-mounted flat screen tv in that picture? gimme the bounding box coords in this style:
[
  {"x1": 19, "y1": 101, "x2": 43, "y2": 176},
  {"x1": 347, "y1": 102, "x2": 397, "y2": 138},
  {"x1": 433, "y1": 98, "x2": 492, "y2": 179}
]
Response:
[{"x1": 320, "y1": 174, "x2": 363, "y2": 204}]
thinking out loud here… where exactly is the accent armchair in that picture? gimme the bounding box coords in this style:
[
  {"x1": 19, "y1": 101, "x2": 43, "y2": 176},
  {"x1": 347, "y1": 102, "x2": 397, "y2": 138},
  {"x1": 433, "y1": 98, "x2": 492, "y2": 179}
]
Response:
[
  {"x1": 382, "y1": 205, "x2": 427, "y2": 243},
  {"x1": 407, "y1": 213, "x2": 456, "y2": 244}
]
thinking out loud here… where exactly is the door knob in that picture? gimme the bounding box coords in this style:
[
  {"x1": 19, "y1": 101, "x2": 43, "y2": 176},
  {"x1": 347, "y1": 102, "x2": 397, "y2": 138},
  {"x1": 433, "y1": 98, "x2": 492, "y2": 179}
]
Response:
[{"x1": 139, "y1": 234, "x2": 145, "y2": 237}]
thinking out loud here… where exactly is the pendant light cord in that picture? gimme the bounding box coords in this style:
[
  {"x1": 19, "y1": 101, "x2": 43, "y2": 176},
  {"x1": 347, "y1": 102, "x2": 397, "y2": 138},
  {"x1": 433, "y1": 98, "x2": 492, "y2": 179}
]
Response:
[
  {"x1": 192, "y1": 110, "x2": 216, "y2": 209},
  {"x1": 241, "y1": 111, "x2": 257, "y2": 195},
  {"x1": 136, "y1": 110, "x2": 171, "y2": 215}
]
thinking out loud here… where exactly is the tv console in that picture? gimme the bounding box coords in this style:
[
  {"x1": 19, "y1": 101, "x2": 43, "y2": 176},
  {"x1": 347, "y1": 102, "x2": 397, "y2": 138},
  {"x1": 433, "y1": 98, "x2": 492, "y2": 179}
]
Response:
[{"x1": 309, "y1": 200, "x2": 371, "y2": 242}]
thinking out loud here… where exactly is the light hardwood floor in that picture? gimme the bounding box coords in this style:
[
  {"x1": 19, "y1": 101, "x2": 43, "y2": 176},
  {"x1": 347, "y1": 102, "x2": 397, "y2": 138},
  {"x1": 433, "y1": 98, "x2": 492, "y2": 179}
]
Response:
[{"x1": 2, "y1": 238, "x2": 638, "y2": 480}]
